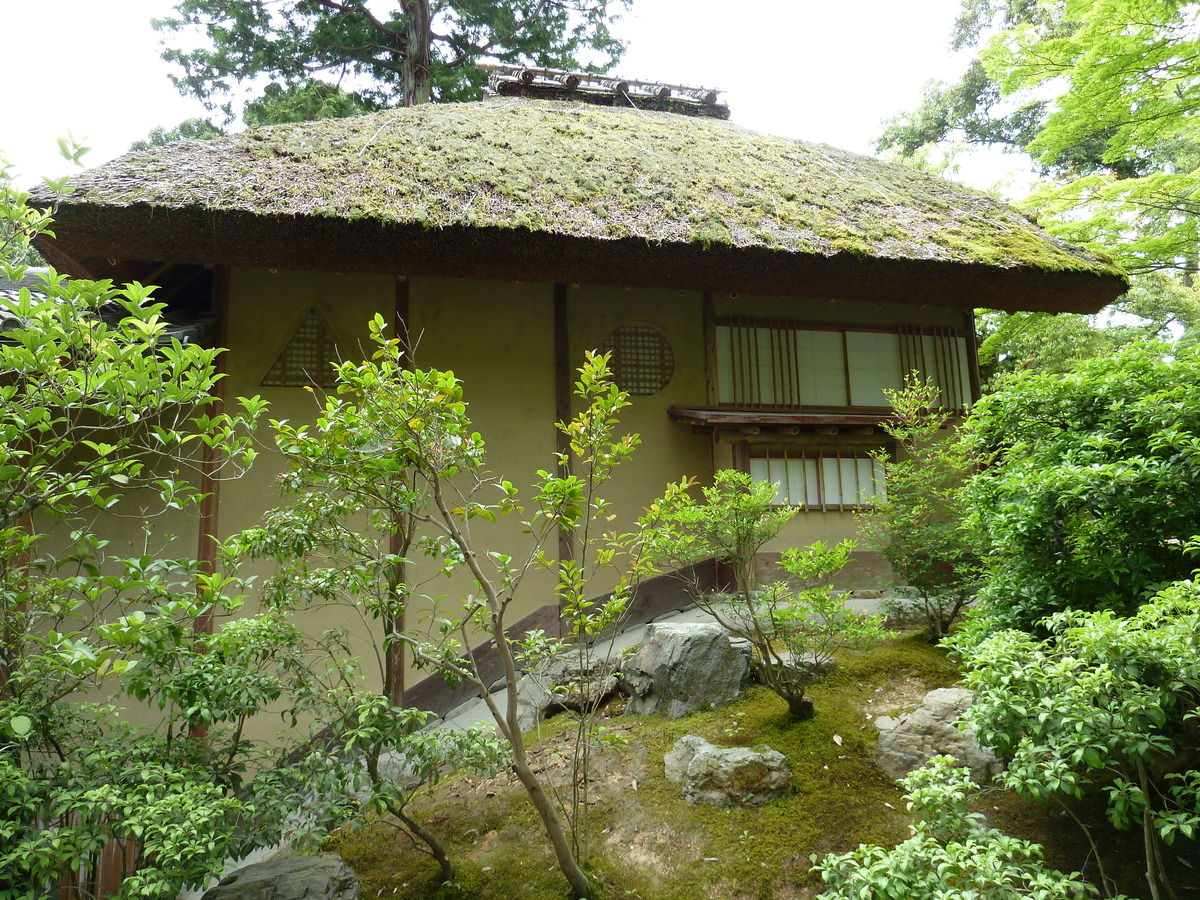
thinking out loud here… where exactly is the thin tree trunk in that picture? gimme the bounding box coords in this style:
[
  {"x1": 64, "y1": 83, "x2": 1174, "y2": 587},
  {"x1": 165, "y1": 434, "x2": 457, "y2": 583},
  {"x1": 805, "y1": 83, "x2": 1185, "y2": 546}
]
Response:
[
  {"x1": 367, "y1": 743, "x2": 456, "y2": 883},
  {"x1": 395, "y1": 807, "x2": 455, "y2": 884},
  {"x1": 430, "y1": 476, "x2": 591, "y2": 897},
  {"x1": 511, "y1": 754, "x2": 593, "y2": 898}
]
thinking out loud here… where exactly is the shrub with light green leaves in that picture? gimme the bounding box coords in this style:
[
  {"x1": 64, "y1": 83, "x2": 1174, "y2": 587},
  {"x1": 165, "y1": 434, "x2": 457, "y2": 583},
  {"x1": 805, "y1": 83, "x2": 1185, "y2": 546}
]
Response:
[
  {"x1": 811, "y1": 756, "x2": 1118, "y2": 900},
  {"x1": 964, "y1": 342, "x2": 1200, "y2": 631},
  {"x1": 955, "y1": 578, "x2": 1200, "y2": 900},
  {"x1": 645, "y1": 470, "x2": 891, "y2": 720}
]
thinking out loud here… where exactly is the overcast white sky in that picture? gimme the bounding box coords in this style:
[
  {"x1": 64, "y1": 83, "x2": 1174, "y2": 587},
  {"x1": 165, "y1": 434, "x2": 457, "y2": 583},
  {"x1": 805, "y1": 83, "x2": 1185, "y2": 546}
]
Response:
[{"x1": 1, "y1": 1, "x2": 1023, "y2": 188}]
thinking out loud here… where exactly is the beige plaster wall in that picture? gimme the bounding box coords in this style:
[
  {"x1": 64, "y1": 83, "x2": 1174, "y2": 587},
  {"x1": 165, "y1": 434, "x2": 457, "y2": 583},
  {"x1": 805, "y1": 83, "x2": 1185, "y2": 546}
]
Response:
[
  {"x1": 219, "y1": 267, "x2": 395, "y2": 692},
  {"x1": 566, "y1": 284, "x2": 712, "y2": 525},
  {"x1": 405, "y1": 277, "x2": 560, "y2": 640}
]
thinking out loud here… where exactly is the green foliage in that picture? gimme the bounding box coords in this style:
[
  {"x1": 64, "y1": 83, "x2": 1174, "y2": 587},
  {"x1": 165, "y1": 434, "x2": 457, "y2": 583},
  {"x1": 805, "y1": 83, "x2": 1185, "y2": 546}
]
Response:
[
  {"x1": 154, "y1": 0, "x2": 630, "y2": 118},
  {"x1": 975, "y1": 273, "x2": 1200, "y2": 385},
  {"x1": 0, "y1": 150, "x2": 376, "y2": 898},
  {"x1": 0, "y1": 742, "x2": 249, "y2": 900},
  {"x1": 243, "y1": 81, "x2": 383, "y2": 125},
  {"x1": 324, "y1": 695, "x2": 506, "y2": 883},
  {"x1": 955, "y1": 581, "x2": 1200, "y2": 900},
  {"x1": 645, "y1": 470, "x2": 890, "y2": 719},
  {"x1": 130, "y1": 117, "x2": 224, "y2": 151},
  {"x1": 812, "y1": 756, "x2": 1116, "y2": 899},
  {"x1": 983, "y1": 0, "x2": 1200, "y2": 275},
  {"x1": 240, "y1": 317, "x2": 651, "y2": 898},
  {"x1": 857, "y1": 379, "x2": 978, "y2": 636},
  {"x1": 0, "y1": 157, "x2": 49, "y2": 268},
  {"x1": 963, "y1": 342, "x2": 1200, "y2": 630}
]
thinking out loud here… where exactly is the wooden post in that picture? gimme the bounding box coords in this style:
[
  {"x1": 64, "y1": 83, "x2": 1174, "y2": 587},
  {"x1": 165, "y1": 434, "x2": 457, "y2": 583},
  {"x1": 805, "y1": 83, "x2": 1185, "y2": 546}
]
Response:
[
  {"x1": 554, "y1": 284, "x2": 572, "y2": 636},
  {"x1": 703, "y1": 293, "x2": 718, "y2": 405},
  {"x1": 194, "y1": 266, "x2": 230, "y2": 640}
]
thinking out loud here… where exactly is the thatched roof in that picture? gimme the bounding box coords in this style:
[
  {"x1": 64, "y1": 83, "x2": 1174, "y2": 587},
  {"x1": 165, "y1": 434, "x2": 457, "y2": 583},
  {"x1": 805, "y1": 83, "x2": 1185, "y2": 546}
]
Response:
[{"x1": 34, "y1": 98, "x2": 1125, "y2": 313}]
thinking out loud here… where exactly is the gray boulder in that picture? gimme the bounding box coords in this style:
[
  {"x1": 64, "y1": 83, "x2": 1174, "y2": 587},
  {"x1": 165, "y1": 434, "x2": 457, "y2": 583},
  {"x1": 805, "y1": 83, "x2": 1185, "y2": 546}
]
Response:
[
  {"x1": 874, "y1": 687, "x2": 1003, "y2": 782},
  {"x1": 622, "y1": 623, "x2": 751, "y2": 718},
  {"x1": 514, "y1": 650, "x2": 622, "y2": 732},
  {"x1": 664, "y1": 735, "x2": 791, "y2": 807},
  {"x1": 201, "y1": 855, "x2": 358, "y2": 900},
  {"x1": 664, "y1": 734, "x2": 712, "y2": 783}
]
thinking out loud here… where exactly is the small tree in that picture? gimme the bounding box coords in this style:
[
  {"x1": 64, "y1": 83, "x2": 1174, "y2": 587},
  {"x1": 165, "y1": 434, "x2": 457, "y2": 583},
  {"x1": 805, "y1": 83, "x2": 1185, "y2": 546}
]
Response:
[
  {"x1": 857, "y1": 378, "x2": 978, "y2": 637},
  {"x1": 238, "y1": 319, "x2": 651, "y2": 899},
  {"x1": 645, "y1": 470, "x2": 889, "y2": 720},
  {"x1": 323, "y1": 696, "x2": 506, "y2": 884},
  {"x1": 812, "y1": 756, "x2": 1119, "y2": 900}
]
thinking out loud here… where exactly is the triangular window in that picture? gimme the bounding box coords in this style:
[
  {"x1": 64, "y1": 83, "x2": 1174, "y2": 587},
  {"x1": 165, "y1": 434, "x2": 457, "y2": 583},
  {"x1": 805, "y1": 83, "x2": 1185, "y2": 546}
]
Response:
[{"x1": 261, "y1": 308, "x2": 340, "y2": 388}]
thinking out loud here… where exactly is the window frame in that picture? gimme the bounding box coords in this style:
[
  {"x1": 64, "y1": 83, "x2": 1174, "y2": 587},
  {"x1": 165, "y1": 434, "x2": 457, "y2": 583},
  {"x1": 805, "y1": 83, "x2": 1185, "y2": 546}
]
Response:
[
  {"x1": 741, "y1": 444, "x2": 890, "y2": 511},
  {"x1": 713, "y1": 316, "x2": 974, "y2": 412}
]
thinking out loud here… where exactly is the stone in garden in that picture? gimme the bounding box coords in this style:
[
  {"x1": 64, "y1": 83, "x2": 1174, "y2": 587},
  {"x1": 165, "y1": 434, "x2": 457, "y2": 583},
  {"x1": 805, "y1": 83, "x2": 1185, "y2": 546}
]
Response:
[
  {"x1": 664, "y1": 734, "x2": 712, "y2": 783},
  {"x1": 873, "y1": 687, "x2": 1003, "y2": 782},
  {"x1": 200, "y1": 855, "x2": 358, "y2": 900},
  {"x1": 514, "y1": 651, "x2": 622, "y2": 732},
  {"x1": 664, "y1": 735, "x2": 791, "y2": 807},
  {"x1": 621, "y1": 622, "x2": 751, "y2": 718}
]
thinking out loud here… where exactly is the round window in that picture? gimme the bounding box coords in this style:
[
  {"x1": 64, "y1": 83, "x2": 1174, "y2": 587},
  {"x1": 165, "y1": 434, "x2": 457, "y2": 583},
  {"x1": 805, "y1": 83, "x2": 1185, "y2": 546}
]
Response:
[{"x1": 599, "y1": 323, "x2": 674, "y2": 396}]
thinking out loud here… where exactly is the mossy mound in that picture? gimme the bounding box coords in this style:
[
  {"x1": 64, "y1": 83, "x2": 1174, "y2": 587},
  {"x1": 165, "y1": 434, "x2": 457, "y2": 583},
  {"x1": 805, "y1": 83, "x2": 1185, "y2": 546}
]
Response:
[{"x1": 328, "y1": 634, "x2": 960, "y2": 899}]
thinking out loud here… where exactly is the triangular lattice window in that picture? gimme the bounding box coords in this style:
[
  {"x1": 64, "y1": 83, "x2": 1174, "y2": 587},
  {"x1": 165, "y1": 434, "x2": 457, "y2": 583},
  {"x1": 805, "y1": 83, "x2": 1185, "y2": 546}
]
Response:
[{"x1": 261, "y1": 308, "x2": 340, "y2": 388}]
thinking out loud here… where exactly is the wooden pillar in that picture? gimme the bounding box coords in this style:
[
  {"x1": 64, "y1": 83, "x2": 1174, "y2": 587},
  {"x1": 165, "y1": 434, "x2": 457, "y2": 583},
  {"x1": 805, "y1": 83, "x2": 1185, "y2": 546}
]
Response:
[
  {"x1": 554, "y1": 284, "x2": 572, "y2": 635},
  {"x1": 731, "y1": 438, "x2": 750, "y2": 473},
  {"x1": 194, "y1": 265, "x2": 230, "y2": 639},
  {"x1": 703, "y1": 292, "x2": 717, "y2": 405}
]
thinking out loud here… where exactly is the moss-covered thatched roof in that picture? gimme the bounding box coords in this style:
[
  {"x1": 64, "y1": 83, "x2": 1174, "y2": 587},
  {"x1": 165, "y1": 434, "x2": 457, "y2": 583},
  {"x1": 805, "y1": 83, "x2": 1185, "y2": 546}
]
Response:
[{"x1": 34, "y1": 99, "x2": 1125, "y2": 313}]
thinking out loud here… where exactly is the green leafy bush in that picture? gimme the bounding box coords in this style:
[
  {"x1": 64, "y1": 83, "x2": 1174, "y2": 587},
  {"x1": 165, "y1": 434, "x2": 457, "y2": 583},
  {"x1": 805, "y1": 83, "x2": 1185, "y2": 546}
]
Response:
[
  {"x1": 812, "y1": 756, "x2": 1118, "y2": 900},
  {"x1": 857, "y1": 379, "x2": 979, "y2": 637},
  {"x1": 964, "y1": 342, "x2": 1200, "y2": 630},
  {"x1": 954, "y1": 579, "x2": 1200, "y2": 900}
]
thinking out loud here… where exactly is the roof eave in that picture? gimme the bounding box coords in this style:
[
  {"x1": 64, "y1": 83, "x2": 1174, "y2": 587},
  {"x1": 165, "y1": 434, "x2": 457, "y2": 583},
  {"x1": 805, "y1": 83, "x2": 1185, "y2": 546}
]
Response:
[{"x1": 33, "y1": 202, "x2": 1128, "y2": 315}]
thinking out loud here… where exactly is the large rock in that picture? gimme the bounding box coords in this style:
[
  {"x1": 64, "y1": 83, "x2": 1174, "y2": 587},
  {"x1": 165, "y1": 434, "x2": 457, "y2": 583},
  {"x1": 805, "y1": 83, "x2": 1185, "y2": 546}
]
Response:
[
  {"x1": 664, "y1": 735, "x2": 791, "y2": 807},
  {"x1": 621, "y1": 623, "x2": 751, "y2": 718},
  {"x1": 201, "y1": 855, "x2": 358, "y2": 900},
  {"x1": 874, "y1": 687, "x2": 1003, "y2": 782},
  {"x1": 513, "y1": 650, "x2": 623, "y2": 732}
]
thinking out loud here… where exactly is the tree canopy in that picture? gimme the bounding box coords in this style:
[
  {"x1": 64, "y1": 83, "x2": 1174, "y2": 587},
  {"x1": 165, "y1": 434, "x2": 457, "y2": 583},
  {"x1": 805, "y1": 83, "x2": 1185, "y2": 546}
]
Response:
[
  {"x1": 154, "y1": 0, "x2": 631, "y2": 118},
  {"x1": 880, "y1": 0, "x2": 1200, "y2": 378},
  {"x1": 879, "y1": 0, "x2": 1200, "y2": 276},
  {"x1": 964, "y1": 341, "x2": 1200, "y2": 631}
]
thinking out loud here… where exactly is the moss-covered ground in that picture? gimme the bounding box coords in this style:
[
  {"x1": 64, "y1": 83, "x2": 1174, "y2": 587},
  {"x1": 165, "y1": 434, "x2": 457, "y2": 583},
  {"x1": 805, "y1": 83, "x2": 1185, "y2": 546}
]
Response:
[{"x1": 325, "y1": 633, "x2": 1190, "y2": 899}]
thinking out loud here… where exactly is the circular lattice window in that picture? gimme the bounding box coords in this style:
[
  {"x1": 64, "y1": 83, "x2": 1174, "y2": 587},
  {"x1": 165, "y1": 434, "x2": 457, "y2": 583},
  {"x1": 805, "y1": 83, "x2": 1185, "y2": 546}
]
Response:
[{"x1": 600, "y1": 323, "x2": 674, "y2": 396}]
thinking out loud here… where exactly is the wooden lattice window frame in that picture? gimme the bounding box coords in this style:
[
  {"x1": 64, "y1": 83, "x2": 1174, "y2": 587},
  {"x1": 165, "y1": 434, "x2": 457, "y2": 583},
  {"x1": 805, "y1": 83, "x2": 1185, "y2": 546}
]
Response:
[
  {"x1": 714, "y1": 317, "x2": 973, "y2": 412},
  {"x1": 747, "y1": 446, "x2": 887, "y2": 510},
  {"x1": 600, "y1": 323, "x2": 674, "y2": 396},
  {"x1": 260, "y1": 307, "x2": 341, "y2": 389}
]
